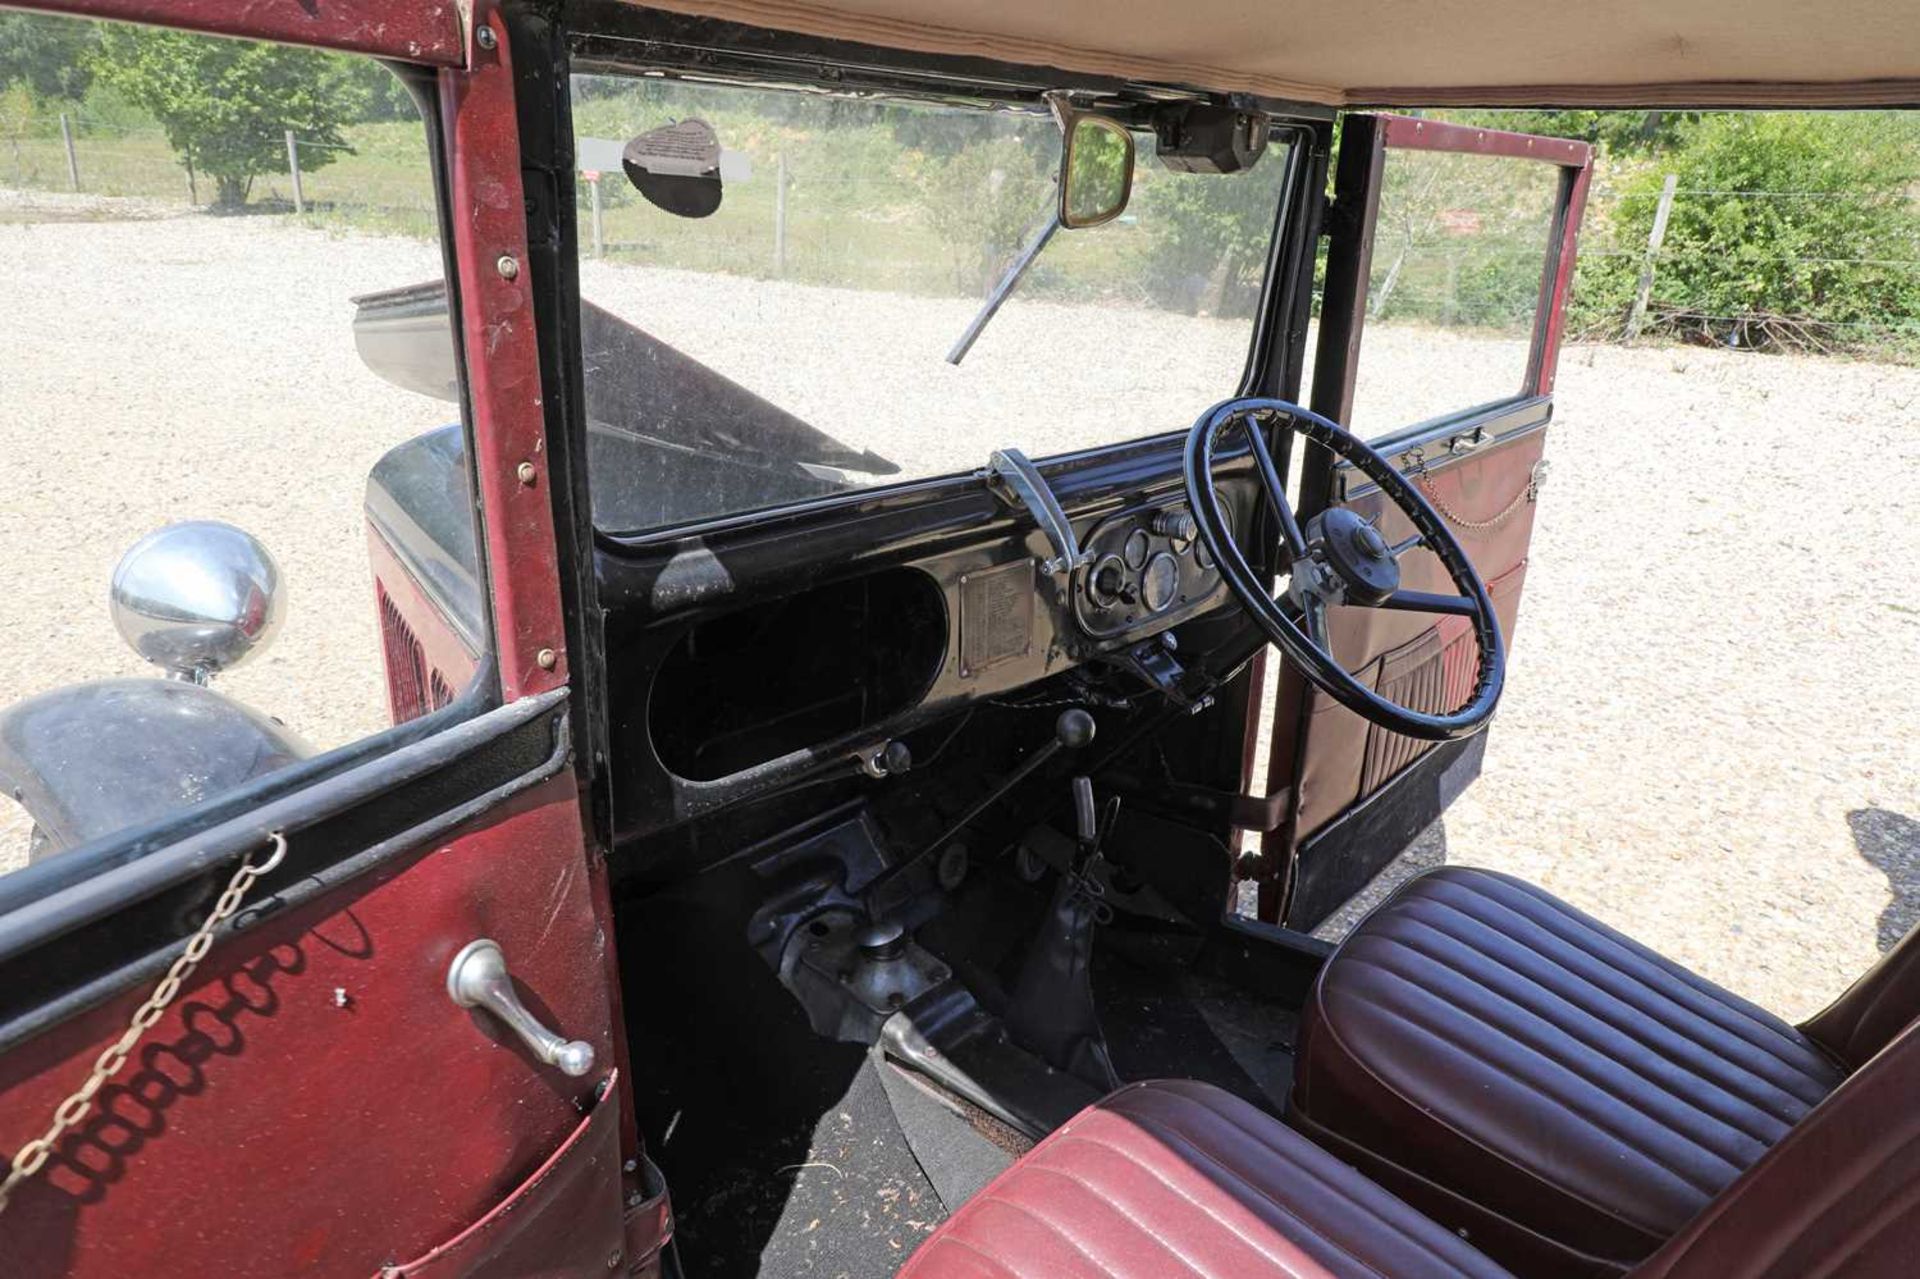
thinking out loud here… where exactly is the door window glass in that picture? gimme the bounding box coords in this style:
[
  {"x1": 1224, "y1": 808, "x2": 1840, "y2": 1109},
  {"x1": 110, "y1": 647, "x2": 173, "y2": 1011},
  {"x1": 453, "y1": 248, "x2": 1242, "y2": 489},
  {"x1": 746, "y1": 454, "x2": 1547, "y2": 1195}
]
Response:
[
  {"x1": 1348, "y1": 148, "x2": 1562, "y2": 433},
  {"x1": 0, "y1": 17, "x2": 485, "y2": 879},
  {"x1": 568, "y1": 73, "x2": 1291, "y2": 534}
]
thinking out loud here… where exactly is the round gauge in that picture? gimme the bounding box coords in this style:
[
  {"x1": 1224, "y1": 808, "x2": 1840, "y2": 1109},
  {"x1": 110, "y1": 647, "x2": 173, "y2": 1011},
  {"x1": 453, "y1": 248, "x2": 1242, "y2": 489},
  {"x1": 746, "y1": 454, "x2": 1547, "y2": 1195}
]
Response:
[
  {"x1": 1123, "y1": 528, "x2": 1152, "y2": 570},
  {"x1": 1141, "y1": 552, "x2": 1180, "y2": 613}
]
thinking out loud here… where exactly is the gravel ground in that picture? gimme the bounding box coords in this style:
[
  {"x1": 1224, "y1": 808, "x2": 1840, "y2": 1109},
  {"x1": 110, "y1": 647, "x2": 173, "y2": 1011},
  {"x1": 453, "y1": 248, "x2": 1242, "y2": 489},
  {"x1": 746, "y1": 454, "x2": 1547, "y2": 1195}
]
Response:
[{"x1": 3, "y1": 193, "x2": 1917, "y2": 1021}]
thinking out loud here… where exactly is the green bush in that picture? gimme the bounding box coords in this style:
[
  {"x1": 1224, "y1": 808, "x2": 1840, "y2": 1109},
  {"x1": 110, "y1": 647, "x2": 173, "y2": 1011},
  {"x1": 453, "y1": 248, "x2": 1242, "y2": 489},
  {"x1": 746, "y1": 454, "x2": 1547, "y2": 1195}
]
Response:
[
  {"x1": 1572, "y1": 113, "x2": 1920, "y2": 354},
  {"x1": 919, "y1": 133, "x2": 1055, "y2": 293}
]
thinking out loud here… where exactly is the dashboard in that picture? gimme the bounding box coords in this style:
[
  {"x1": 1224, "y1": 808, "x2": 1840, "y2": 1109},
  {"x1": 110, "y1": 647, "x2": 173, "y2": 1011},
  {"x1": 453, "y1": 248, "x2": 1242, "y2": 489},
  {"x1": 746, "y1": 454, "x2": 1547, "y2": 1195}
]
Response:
[{"x1": 598, "y1": 437, "x2": 1259, "y2": 837}]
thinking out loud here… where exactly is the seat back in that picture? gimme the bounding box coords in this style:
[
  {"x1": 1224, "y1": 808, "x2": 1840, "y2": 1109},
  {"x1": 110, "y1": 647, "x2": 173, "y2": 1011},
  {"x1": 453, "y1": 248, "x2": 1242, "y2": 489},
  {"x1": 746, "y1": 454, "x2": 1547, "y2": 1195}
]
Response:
[
  {"x1": 1634, "y1": 1018, "x2": 1920, "y2": 1279},
  {"x1": 1801, "y1": 919, "x2": 1920, "y2": 1067}
]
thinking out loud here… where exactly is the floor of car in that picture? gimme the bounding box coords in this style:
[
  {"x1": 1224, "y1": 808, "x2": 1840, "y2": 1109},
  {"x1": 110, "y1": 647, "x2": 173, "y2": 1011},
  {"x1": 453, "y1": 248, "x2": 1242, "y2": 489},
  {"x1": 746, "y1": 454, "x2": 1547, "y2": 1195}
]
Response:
[
  {"x1": 627, "y1": 855, "x2": 1301, "y2": 1277},
  {"x1": 1096, "y1": 932, "x2": 1300, "y2": 1112}
]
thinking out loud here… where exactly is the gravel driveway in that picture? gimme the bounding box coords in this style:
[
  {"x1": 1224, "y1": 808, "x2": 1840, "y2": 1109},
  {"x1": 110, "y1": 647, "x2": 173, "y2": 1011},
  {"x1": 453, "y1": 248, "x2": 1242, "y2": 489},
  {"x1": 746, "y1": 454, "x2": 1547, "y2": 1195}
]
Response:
[{"x1": 3, "y1": 194, "x2": 1916, "y2": 1021}]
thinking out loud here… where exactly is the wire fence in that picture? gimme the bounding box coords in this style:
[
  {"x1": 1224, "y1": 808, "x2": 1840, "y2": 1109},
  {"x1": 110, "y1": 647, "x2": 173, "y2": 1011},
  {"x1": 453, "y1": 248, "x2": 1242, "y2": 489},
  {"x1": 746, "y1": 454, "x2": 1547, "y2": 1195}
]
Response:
[
  {"x1": 1567, "y1": 174, "x2": 1920, "y2": 360},
  {"x1": 0, "y1": 109, "x2": 440, "y2": 235}
]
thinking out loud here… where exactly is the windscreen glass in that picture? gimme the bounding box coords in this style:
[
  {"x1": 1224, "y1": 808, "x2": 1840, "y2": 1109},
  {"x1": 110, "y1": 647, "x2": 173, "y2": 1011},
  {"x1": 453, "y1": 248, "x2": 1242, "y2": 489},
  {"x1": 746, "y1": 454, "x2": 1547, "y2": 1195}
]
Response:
[{"x1": 568, "y1": 73, "x2": 1290, "y2": 534}]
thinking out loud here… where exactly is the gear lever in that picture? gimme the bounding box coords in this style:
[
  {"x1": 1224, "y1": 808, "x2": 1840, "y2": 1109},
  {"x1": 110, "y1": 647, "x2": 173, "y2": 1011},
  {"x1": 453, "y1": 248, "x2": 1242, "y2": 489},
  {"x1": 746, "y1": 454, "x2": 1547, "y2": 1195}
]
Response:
[{"x1": 1005, "y1": 772, "x2": 1122, "y2": 1092}]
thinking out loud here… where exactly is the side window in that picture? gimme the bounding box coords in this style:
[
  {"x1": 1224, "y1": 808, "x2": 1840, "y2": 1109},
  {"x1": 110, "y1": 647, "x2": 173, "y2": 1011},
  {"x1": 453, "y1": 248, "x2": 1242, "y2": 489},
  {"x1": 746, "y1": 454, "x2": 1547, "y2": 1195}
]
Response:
[
  {"x1": 1345, "y1": 140, "x2": 1570, "y2": 435},
  {"x1": 0, "y1": 17, "x2": 486, "y2": 879}
]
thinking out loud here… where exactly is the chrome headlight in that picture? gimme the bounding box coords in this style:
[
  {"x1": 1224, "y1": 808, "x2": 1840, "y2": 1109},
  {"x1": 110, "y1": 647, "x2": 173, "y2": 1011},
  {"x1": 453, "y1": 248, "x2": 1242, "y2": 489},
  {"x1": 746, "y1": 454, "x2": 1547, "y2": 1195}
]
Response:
[{"x1": 109, "y1": 521, "x2": 284, "y2": 684}]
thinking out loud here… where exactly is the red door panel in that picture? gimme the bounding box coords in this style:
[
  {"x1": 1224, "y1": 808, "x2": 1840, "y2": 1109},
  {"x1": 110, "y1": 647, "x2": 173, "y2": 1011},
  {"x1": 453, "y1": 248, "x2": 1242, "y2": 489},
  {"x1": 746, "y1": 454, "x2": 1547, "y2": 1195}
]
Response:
[
  {"x1": 0, "y1": 3, "x2": 630, "y2": 1271},
  {"x1": 1290, "y1": 424, "x2": 1546, "y2": 843},
  {"x1": 1, "y1": 777, "x2": 616, "y2": 1276}
]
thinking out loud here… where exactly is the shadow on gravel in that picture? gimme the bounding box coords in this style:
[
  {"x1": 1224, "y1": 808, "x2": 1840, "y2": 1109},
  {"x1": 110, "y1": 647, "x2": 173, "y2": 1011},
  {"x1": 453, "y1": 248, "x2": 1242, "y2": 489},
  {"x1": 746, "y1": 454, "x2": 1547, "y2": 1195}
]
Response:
[{"x1": 1848, "y1": 807, "x2": 1920, "y2": 952}]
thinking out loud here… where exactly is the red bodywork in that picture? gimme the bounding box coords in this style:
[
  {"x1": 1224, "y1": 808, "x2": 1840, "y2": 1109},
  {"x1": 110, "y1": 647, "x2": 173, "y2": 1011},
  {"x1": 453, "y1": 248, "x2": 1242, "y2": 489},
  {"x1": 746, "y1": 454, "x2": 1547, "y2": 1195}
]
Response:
[{"x1": 0, "y1": 3, "x2": 636, "y2": 1274}]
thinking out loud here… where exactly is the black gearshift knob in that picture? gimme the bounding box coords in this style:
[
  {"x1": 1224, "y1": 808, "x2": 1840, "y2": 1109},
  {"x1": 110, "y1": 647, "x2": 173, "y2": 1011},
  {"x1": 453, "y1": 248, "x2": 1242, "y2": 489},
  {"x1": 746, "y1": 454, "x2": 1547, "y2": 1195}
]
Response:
[{"x1": 1054, "y1": 708, "x2": 1096, "y2": 749}]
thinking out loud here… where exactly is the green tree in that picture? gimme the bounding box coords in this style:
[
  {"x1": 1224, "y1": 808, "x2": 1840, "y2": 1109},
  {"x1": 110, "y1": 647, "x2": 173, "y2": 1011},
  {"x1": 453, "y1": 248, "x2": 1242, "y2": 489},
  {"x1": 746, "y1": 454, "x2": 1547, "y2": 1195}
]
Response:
[
  {"x1": 921, "y1": 133, "x2": 1055, "y2": 292},
  {"x1": 0, "y1": 13, "x2": 100, "y2": 102},
  {"x1": 1131, "y1": 150, "x2": 1284, "y2": 316},
  {"x1": 91, "y1": 26, "x2": 363, "y2": 208}
]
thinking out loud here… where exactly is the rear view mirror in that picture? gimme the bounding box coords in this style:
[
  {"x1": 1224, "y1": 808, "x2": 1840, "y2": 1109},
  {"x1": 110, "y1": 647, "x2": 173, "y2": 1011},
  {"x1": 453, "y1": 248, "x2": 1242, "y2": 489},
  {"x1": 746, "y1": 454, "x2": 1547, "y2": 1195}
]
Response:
[{"x1": 1059, "y1": 114, "x2": 1135, "y2": 229}]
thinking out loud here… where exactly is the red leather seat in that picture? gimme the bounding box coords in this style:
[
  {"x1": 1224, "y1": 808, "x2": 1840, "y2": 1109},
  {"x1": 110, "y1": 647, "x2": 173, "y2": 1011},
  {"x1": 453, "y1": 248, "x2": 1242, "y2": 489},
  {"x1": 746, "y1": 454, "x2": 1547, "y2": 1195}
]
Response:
[
  {"x1": 898, "y1": 1078, "x2": 1512, "y2": 1278},
  {"x1": 902, "y1": 1026, "x2": 1920, "y2": 1278},
  {"x1": 1288, "y1": 867, "x2": 1858, "y2": 1273}
]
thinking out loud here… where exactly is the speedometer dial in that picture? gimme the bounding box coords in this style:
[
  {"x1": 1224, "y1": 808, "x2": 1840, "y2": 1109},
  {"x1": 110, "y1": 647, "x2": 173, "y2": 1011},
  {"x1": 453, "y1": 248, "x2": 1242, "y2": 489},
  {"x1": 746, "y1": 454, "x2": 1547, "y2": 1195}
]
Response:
[{"x1": 1141, "y1": 552, "x2": 1180, "y2": 613}]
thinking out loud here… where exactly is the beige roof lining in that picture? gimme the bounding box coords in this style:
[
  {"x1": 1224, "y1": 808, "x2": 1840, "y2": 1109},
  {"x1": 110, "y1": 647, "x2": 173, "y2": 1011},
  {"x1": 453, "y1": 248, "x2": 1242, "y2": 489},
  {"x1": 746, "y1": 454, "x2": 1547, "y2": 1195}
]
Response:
[{"x1": 624, "y1": 1, "x2": 1920, "y2": 108}]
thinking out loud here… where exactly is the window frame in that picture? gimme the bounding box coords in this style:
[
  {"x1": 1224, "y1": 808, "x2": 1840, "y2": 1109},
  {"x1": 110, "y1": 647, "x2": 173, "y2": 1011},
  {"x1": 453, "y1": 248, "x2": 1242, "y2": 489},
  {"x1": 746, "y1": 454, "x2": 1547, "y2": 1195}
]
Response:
[
  {"x1": 1311, "y1": 113, "x2": 1593, "y2": 451},
  {"x1": 564, "y1": 43, "x2": 1320, "y2": 548}
]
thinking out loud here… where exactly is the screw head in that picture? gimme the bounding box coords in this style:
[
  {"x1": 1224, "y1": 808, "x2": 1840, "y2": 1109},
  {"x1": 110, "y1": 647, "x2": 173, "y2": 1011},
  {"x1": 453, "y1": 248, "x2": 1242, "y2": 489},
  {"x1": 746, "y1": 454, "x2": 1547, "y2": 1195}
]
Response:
[
  {"x1": 475, "y1": 25, "x2": 497, "y2": 50},
  {"x1": 496, "y1": 254, "x2": 520, "y2": 280},
  {"x1": 516, "y1": 461, "x2": 537, "y2": 485},
  {"x1": 536, "y1": 647, "x2": 558, "y2": 670}
]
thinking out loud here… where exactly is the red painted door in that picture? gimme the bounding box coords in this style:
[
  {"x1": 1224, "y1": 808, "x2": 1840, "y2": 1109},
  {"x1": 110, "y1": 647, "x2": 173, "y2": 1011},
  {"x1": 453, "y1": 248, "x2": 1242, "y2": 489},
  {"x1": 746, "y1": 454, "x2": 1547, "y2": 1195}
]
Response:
[
  {"x1": 1258, "y1": 114, "x2": 1592, "y2": 927},
  {"x1": 0, "y1": 4, "x2": 647, "y2": 1274}
]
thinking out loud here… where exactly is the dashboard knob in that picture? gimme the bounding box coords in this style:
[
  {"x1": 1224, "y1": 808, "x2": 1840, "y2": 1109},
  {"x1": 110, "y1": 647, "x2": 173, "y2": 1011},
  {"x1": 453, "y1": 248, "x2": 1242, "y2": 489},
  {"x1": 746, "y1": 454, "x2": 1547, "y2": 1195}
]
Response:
[
  {"x1": 1152, "y1": 509, "x2": 1199, "y2": 543},
  {"x1": 1090, "y1": 555, "x2": 1134, "y2": 605}
]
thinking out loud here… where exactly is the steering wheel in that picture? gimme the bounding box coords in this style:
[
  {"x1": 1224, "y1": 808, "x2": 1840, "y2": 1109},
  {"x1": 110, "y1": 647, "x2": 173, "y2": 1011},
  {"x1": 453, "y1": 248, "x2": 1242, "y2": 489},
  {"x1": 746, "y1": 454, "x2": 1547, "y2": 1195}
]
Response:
[{"x1": 1183, "y1": 397, "x2": 1504, "y2": 741}]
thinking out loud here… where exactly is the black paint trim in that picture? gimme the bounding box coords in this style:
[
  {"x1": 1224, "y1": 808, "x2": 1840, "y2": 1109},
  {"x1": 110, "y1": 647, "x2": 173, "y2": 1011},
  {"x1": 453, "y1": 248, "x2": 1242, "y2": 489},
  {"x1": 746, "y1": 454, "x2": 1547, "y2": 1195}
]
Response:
[
  {"x1": 1284, "y1": 731, "x2": 1486, "y2": 931},
  {"x1": 0, "y1": 691, "x2": 569, "y2": 1050}
]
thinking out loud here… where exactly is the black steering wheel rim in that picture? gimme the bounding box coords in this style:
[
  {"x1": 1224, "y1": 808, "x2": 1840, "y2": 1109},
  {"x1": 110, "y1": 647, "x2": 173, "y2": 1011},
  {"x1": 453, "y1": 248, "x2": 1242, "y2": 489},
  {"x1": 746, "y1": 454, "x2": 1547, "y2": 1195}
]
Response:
[{"x1": 1183, "y1": 397, "x2": 1504, "y2": 741}]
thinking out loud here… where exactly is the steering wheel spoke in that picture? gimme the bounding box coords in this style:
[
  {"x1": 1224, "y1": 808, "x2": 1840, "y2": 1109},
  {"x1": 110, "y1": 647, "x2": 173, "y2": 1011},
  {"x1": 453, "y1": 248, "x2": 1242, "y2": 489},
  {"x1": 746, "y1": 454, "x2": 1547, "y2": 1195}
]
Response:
[
  {"x1": 1376, "y1": 589, "x2": 1479, "y2": 617},
  {"x1": 1241, "y1": 413, "x2": 1309, "y2": 563}
]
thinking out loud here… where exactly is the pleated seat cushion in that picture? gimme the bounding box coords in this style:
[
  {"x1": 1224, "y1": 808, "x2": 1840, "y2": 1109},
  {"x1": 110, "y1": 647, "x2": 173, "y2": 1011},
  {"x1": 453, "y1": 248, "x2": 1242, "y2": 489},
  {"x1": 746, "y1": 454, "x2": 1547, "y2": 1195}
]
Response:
[{"x1": 1289, "y1": 867, "x2": 1847, "y2": 1272}]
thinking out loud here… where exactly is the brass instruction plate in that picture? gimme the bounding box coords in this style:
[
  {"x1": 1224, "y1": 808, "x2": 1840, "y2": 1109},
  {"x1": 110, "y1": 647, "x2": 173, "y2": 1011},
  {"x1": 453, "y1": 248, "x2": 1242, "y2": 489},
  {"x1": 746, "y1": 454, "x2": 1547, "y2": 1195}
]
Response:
[{"x1": 958, "y1": 560, "x2": 1035, "y2": 678}]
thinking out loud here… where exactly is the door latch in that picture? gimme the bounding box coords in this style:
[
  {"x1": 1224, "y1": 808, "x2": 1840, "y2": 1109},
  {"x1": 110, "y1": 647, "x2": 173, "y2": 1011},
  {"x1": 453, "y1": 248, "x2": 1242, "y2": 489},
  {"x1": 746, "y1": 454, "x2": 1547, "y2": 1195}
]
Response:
[
  {"x1": 447, "y1": 938, "x2": 596, "y2": 1077},
  {"x1": 1446, "y1": 427, "x2": 1492, "y2": 455}
]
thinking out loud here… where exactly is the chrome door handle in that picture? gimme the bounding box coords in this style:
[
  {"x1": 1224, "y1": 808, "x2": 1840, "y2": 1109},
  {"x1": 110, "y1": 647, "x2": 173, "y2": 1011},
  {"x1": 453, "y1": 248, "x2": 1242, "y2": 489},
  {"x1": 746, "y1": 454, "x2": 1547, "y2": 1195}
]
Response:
[
  {"x1": 447, "y1": 938, "x2": 596, "y2": 1077},
  {"x1": 1446, "y1": 428, "x2": 1491, "y2": 455}
]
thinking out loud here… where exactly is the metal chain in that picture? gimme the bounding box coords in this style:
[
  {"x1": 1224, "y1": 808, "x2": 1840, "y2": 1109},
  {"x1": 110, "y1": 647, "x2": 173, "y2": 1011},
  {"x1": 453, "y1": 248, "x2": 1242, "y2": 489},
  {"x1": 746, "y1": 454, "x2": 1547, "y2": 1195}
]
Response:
[
  {"x1": 1417, "y1": 460, "x2": 1549, "y2": 532},
  {"x1": 0, "y1": 831, "x2": 286, "y2": 1214}
]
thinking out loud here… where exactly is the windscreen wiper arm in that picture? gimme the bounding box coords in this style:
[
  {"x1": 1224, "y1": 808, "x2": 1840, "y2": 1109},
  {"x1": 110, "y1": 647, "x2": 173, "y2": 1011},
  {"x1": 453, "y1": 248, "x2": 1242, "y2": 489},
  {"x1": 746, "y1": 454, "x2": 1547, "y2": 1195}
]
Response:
[{"x1": 945, "y1": 209, "x2": 1060, "y2": 365}]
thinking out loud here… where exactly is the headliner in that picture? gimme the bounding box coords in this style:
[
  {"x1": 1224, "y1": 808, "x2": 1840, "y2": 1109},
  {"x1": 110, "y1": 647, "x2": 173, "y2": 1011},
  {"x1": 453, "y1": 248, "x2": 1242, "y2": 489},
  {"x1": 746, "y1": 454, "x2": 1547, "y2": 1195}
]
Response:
[{"x1": 629, "y1": 1, "x2": 1920, "y2": 107}]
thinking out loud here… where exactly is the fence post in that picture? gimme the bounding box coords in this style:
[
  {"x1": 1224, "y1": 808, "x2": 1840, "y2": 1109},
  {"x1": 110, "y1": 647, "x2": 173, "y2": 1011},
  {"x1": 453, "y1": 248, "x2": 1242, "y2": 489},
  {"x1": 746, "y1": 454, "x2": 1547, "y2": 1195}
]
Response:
[
  {"x1": 285, "y1": 129, "x2": 305, "y2": 215},
  {"x1": 773, "y1": 152, "x2": 788, "y2": 276},
  {"x1": 59, "y1": 113, "x2": 79, "y2": 191},
  {"x1": 1626, "y1": 173, "x2": 1679, "y2": 340},
  {"x1": 588, "y1": 173, "x2": 604, "y2": 257}
]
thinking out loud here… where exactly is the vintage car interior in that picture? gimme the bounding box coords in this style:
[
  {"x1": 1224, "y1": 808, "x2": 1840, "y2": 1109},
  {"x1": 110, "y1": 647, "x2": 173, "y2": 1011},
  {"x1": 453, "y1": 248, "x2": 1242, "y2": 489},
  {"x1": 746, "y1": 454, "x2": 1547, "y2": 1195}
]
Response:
[{"x1": 1, "y1": 2, "x2": 1915, "y2": 1277}]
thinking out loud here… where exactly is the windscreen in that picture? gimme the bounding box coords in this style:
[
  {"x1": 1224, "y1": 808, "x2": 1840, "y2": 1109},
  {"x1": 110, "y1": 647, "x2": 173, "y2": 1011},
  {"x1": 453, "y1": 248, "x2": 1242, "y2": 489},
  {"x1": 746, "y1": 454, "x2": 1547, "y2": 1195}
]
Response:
[{"x1": 568, "y1": 73, "x2": 1291, "y2": 534}]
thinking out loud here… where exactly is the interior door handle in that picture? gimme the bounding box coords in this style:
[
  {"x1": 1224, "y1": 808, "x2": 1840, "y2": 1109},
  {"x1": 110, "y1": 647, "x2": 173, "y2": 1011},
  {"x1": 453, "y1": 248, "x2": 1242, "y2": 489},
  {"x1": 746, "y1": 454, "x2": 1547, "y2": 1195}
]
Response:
[
  {"x1": 447, "y1": 938, "x2": 596, "y2": 1077},
  {"x1": 1446, "y1": 428, "x2": 1492, "y2": 455}
]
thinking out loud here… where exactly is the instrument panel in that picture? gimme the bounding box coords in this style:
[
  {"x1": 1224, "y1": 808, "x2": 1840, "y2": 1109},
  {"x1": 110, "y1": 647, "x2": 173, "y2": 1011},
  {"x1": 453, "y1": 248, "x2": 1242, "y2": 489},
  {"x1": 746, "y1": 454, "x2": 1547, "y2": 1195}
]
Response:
[{"x1": 1071, "y1": 494, "x2": 1232, "y2": 645}]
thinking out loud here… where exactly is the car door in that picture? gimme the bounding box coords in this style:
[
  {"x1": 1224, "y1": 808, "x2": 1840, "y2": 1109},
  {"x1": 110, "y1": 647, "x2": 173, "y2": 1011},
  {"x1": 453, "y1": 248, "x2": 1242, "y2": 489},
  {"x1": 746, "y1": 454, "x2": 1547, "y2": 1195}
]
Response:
[
  {"x1": 0, "y1": 4, "x2": 653, "y2": 1275},
  {"x1": 1254, "y1": 114, "x2": 1592, "y2": 927}
]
